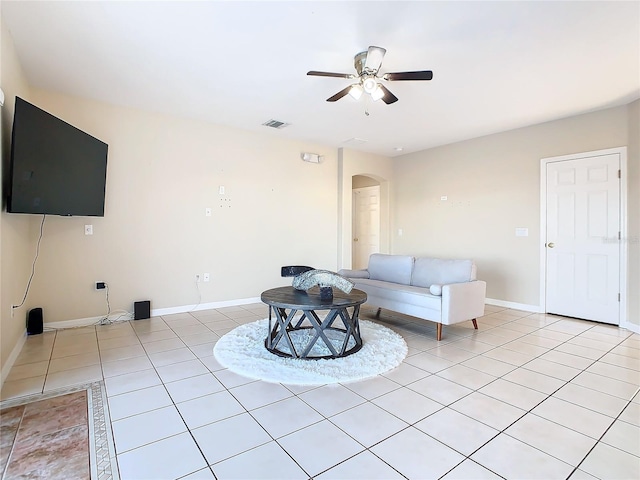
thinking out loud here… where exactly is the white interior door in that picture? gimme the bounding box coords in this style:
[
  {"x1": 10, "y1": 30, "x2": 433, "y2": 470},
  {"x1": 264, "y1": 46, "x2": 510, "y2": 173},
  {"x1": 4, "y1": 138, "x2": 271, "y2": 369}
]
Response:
[
  {"x1": 352, "y1": 186, "x2": 380, "y2": 270},
  {"x1": 545, "y1": 153, "x2": 620, "y2": 324}
]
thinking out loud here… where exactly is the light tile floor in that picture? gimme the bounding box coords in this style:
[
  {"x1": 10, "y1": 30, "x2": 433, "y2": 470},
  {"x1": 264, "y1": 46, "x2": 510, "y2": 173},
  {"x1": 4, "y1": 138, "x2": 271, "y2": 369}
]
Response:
[{"x1": 2, "y1": 303, "x2": 639, "y2": 479}]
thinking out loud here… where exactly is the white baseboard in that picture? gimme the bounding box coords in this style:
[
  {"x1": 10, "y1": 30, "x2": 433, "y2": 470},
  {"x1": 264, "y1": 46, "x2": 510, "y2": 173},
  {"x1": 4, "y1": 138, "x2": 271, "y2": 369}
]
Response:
[
  {"x1": 485, "y1": 298, "x2": 543, "y2": 313},
  {"x1": 620, "y1": 321, "x2": 640, "y2": 334},
  {"x1": 1, "y1": 330, "x2": 27, "y2": 389},
  {"x1": 487, "y1": 298, "x2": 640, "y2": 335},
  {"x1": 43, "y1": 296, "x2": 262, "y2": 330},
  {"x1": 45, "y1": 314, "x2": 134, "y2": 330},
  {"x1": 151, "y1": 297, "x2": 261, "y2": 317}
]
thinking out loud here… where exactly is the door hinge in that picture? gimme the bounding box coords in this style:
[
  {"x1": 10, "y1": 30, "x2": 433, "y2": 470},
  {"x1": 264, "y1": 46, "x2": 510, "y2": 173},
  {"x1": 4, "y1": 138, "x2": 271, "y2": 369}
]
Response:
[
  {"x1": 618, "y1": 293, "x2": 621, "y2": 302},
  {"x1": 619, "y1": 231, "x2": 621, "y2": 240},
  {"x1": 618, "y1": 169, "x2": 621, "y2": 179}
]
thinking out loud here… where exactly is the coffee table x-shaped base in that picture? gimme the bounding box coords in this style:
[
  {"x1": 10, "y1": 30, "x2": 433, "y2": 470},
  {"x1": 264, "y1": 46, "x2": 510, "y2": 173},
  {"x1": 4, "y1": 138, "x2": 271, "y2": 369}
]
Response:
[{"x1": 265, "y1": 305, "x2": 363, "y2": 359}]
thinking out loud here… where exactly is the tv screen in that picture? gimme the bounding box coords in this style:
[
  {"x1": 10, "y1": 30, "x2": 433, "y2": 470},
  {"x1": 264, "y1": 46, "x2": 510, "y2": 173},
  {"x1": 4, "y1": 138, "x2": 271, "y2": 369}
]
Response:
[{"x1": 7, "y1": 97, "x2": 108, "y2": 217}]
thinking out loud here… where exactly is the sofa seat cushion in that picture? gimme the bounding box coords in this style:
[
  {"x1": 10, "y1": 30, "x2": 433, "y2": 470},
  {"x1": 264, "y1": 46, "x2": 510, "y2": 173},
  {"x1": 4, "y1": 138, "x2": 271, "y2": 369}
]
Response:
[
  {"x1": 368, "y1": 254, "x2": 414, "y2": 285},
  {"x1": 411, "y1": 258, "x2": 474, "y2": 288},
  {"x1": 354, "y1": 279, "x2": 442, "y2": 310}
]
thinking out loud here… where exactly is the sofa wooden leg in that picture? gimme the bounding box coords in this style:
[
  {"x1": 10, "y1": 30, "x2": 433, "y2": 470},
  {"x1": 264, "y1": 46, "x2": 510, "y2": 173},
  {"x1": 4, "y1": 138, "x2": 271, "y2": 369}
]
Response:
[
  {"x1": 436, "y1": 323, "x2": 443, "y2": 341},
  {"x1": 472, "y1": 318, "x2": 478, "y2": 330},
  {"x1": 375, "y1": 308, "x2": 382, "y2": 319}
]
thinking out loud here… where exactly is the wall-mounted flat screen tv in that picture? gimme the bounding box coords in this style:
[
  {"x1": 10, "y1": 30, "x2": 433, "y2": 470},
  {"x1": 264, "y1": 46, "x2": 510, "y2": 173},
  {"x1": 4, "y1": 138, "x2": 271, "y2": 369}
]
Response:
[{"x1": 7, "y1": 97, "x2": 108, "y2": 217}]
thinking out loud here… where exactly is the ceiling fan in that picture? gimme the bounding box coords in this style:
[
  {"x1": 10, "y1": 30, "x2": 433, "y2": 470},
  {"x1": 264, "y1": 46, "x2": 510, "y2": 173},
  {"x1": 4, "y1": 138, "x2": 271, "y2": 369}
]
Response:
[{"x1": 307, "y1": 46, "x2": 433, "y2": 105}]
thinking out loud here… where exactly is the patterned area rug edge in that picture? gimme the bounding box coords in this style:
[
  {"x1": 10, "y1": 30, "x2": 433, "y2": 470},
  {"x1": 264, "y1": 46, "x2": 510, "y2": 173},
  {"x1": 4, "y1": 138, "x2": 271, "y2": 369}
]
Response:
[{"x1": 0, "y1": 381, "x2": 119, "y2": 480}]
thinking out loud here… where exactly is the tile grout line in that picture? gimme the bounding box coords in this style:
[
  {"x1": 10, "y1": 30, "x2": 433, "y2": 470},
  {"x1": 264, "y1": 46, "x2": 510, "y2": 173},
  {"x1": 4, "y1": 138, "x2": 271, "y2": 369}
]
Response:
[
  {"x1": 285, "y1": 309, "x2": 545, "y2": 479},
  {"x1": 119, "y1": 310, "x2": 636, "y2": 478},
  {"x1": 193, "y1": 306, "x2": 296, "y2": 478},
  {"x1": 107, "y1": 306, "x2": 262, "y2": 478},
  {"x1": 568, "y1": 385, "x2": 640, "y2": 478},
  {"x1": 125, "y1": 312, "x2": 214, "y2": 477},
  {"x1": 370, "y1": 311, "x2": 637, "y2": 477},
  {"x1": 3, "y1": 305, "x2": 637, "y2": 479},
  {"x1": 449, "y1": 320, "x2": 637, "y2": 474},
  {"x1": 357, "y1": 310, "x2": 636, "y2": 473}
]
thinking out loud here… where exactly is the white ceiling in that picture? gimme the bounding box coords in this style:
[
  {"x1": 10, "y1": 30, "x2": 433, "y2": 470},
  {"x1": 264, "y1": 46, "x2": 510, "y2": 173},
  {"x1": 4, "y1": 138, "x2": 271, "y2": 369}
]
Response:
[{"x1": 2, "y1": 1, "x2": 639, "y2": 157}]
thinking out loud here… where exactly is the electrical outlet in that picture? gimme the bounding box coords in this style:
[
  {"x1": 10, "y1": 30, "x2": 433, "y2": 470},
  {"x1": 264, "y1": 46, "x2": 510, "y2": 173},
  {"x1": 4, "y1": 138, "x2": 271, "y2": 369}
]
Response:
[
  {"x1": 203, "y1": 273, "x2": 210, "y2": 282},
  {"x1": 195, "y1": 274, "x2": 201, "y2": 283},
  {"x1": 84, "y1": 224, "x2": 93, "y2": 235},
  {"x1": 96, "y1": 282, "x2": 106, "y2": 290}
]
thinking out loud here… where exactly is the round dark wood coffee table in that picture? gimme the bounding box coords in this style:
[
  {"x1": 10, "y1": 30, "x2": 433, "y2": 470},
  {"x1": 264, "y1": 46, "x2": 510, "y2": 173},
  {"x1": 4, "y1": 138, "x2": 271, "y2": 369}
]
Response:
[{"x1": 261, "y1": 286, "x2": 367, "y2": 359}]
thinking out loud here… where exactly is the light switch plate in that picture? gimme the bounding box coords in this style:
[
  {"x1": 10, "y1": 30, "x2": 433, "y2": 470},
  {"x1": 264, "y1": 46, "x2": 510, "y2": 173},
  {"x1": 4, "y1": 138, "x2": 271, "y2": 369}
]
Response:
[{"x1": 515, "y1": 228, "x2": 529, "y2": 237}]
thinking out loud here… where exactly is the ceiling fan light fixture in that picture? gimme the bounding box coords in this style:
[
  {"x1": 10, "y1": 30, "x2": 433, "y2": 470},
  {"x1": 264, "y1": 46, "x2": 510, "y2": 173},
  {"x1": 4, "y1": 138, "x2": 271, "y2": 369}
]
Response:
[
  {"x1": 349, "y1": 84, "x2": 363, "y2": 100},
  {"x1": 371, "y1": 85, "x2": 385, "y2": 101},
  {"x1": 362, "y1": 77, "x2": 378, "y2": 94}
]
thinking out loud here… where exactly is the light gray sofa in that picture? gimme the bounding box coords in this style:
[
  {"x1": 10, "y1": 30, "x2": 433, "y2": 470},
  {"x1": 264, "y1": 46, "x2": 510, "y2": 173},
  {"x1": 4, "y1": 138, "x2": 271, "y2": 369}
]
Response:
[{"x1": 338, "y1": 253, "x2": 486, "y2": 340}]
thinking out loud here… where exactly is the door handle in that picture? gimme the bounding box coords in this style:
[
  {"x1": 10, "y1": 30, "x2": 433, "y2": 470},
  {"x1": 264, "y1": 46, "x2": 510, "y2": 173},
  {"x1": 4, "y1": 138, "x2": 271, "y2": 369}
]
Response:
[{"x1": 547, "y1": 242, "x2": 555, "y2": 248}]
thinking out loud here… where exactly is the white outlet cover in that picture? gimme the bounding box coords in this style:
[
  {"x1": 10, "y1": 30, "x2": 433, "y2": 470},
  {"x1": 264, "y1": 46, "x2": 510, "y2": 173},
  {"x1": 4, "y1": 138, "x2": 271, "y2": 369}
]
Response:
[
  {"x1": 84, "y1": 225, "x2": 93, "y2": 235},
  {"x1": 219, "y1": 186, "x2": 225, "y2": 195},
  {"x1": 515, "y1": 227, "x2": 529, "y2": 237},
  {"x1": 440, "y1": 196, "x2": 448, "y2": 201},
  {"x1": 205, "y1": 208, "x2": 212, "y2": 216},
  {"x1": 203, "y1": 273, "x2": 210, "y2": 282}
]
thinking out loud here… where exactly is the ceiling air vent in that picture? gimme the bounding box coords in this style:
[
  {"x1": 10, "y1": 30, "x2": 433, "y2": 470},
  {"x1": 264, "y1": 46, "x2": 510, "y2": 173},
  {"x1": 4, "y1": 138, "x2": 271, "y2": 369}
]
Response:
[{"x1": 262, "y1": 119, "x2": 290, "y2": 129}]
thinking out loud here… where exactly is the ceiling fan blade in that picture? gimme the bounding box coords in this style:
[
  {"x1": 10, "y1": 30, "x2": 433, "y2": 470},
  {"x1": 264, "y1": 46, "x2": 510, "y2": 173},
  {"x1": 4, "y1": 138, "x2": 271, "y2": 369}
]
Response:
[
  {"x1": 326, "y1": 86, "x2": 352, "y2": 102},
  {"x1": 378, "y1": 84, "x2": 398, "y2": 105},
  {"x1": 364, "y1": 46, "x2": 386, "y2": 73},
  {"x1": 383, "y1": 70, "x2": 433, "y2": 81},
  {"x1": 307, "y1": 70, "x2": 354, "y2": 79}
]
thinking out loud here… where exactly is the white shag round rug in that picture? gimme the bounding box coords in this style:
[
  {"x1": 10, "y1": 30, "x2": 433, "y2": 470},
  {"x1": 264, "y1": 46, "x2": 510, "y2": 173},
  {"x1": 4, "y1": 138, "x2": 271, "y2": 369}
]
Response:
[{"x1": 213, "y1": 318, "x2": 408, "y2": 385}]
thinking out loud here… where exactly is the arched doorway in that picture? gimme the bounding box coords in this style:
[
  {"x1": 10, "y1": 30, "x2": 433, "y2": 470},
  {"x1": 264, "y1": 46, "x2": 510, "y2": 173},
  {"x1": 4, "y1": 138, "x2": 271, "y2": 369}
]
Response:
[{"x1": 337, "y1": 148, "x2": 393, "y2": 270}]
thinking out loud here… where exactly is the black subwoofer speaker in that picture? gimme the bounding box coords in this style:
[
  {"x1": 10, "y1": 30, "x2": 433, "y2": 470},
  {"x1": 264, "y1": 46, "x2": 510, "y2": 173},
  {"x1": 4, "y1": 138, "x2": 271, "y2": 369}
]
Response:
[
  {"x1": 27, "y1": 307, "x2": 43, "y2": 335},
  {"x1": 134, "y1": 300, "x2": 151, "y2": 320}
]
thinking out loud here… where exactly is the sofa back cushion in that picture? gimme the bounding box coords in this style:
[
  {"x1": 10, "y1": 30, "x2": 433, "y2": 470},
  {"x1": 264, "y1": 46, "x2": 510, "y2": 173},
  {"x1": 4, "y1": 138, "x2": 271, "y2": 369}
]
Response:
[
  {"x1": 368, "y1": 254, "x2": 414, "y2": 285},
  {"x1": 411, "y1": 258, "x2": 474, "y2": 287}
]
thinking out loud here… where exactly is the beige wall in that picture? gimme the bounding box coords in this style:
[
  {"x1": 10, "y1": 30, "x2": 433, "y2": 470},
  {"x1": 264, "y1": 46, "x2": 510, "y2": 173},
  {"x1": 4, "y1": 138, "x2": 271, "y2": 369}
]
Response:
[
  {"x1": 8, "y1": 88, "x2": 340, "y2": 327},
  {"x1": 338, "y1": 149, "x2": 393, "y2": 269},
  {"x1": 1, "y1": 18, "x2": 35, "y2": 375},
  {"x1": 393, "y1": 105, "x2": 635, "y2": 314}
]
